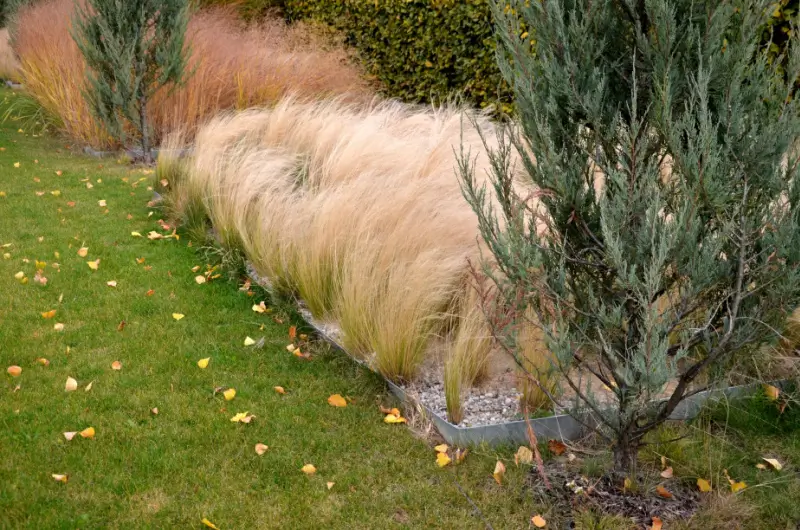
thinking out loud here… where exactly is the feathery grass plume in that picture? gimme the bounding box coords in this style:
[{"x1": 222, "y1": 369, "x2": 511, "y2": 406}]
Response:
[
  {"x1": 12, "y1": 1, "x2": 368, "y2": 147},
  {"x1": 0, "y1": 29, "x2": 20, "y2": 82},
  {"x1": 164, "y1": 96, "x2": 552, "y2": 388}
]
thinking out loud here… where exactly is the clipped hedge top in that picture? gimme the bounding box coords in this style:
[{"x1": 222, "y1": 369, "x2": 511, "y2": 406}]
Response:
[{"x1": 284, "y1": 0, "x2": 513, "y2": 111}]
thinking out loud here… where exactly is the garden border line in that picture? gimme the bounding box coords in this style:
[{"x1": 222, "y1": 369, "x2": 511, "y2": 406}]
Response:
[{"x1": 242, "y1": 261, "x2": 772, "y2": 446}]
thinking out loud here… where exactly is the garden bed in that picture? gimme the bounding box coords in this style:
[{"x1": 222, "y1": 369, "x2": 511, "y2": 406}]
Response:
[{"x1": 245, "y1": 262, "x2": 765, "y2": 446}]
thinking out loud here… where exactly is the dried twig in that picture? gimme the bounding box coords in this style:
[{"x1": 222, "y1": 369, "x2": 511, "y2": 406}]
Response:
[{"x1": 524, "y1": 409, "x2": 552, "y2": 490}]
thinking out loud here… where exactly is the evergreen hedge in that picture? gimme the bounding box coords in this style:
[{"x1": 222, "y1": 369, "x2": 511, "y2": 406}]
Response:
[{"x1": 282, "y1": 0, "x2": 513, "y2": 110}]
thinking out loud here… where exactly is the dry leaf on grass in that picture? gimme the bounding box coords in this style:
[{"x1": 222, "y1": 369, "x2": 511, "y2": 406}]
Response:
[
  {"x1": 660, "y1": 467, "x2": 673, "y2": 479},
  {"x1": 65, "y1": 377, "x2": 77, "y2": 392},
  {"x1": 106, "y1": 280, "x2": 117, "y2": 287},
  {"x1": 41, "y1": 309, "x2": 56, "y2": 319},
  {"x1": 7, "y1": 365, "x2": 22, "y2": 377},
  {"x1": 255, "y1": 443, "x2": 268, "y2": 455},
  {"x1": 436, "y1": 452, "x2": 451, "y2": 468},
  {"x1": 531, "y1": 515, "x2": 547, "y2": 528},
  {"x1": 434, "y1": 444, "x2": 449, "y2": 454},
  {"x1": 764, "y1": 384, "x2": 780, "y2": 400},
  {"x1": 655, "y1": 485, "x2": 673, "y2": 499},
  {"x1": 651, "y1": 516, "x2": 663, "y2": 530},
  {"x1": 201, "y1": 519, "x2": 220, "y2": 530},
  {"x1": 195, "y1": 275, "x2": 206, "y2": 285},
  {"x1": 383, "y1": 414, "x2": 407, "y2": 424},
  {"x1": 53, "y1": 323, "x2": 64, "y2": 332},
  {"x1": 301, "y1": 464, "x2": 316, "y2": 475},
  {"x1": 515, "y1": 446, "x2": 533, "y2": 466},
  {"x1": 327, "y1": 394, "x2": 347, "y2": 407},
  {"x1": 63, "y1": 431, "x2": 76, "y2": 441},
  {"x1": 223, "y1": 388, "x2": 236, "y2": 401},
  {"x1": 493, "y1": 461, "x2": 506, "y2": 485},
  {"x1": 243, "y1": 336, "x2": 256, "y2": 346},
  {"x1": 87, "y1": 259, "x2": 100, "y2": 270},
  {"x1": 36, "y1": 358, "x2": 49, "y2": 366},
  {"x1": 697, "y1": 478, "x2": 712, "y2": 492},
  {"x1": 763, "y1": 457, "x2": 783, "y2": 471},
  {"x1": 172, "y1": 313, "x2": 184, "y2": 321},
  {"x1": 548, "y1": 439, "x2": 567, "y2": 455},
  {"x1": 274, "y1": 386, "x2": 286, "y2": 394},
  {"x1": 111, "y1": 361, "x2": 122, "y2": 371},
  {"x1": 197, "y1": 357, "x2": 210, "y2": 369},
  {"x1": 79, "y1": 427, "x2": 95, "y2": 439},
  {"x1": 51, "y1": 474, "x2": 68, "y2": 483}
]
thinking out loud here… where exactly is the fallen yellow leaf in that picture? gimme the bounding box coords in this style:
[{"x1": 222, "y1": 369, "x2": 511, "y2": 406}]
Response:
[
  {"x1": 65, "y1": 377, "x2": 77, "y2": 392},
  {"x1": 131, "y1": 231, "x2": 142, "y2": 237},
  {"x1": 98, "y1": 199, "x2": 106, "y2": 207},
  {"x1": 286, "y1": 344, "x2": 296, "y2": 352},
  {"x1": 41, "y1": 309, "x2": 56, "y2": 319},
  {"x1": 764, "y1": 384, "x2": 780, "y2": 401},
  {"x1": 301, "y1": 464, "x2": 317, "y2": 475},
  {"x1": 13, "y1": 162, "x2": 19, "y2": 168},
  {"x1": 532, "y1": 514, "x2": 547, "y2": 528},
  {"x1": 327, "y1": 394, "x2": 347, "y2": 407},
  {"x1": 51, "y1": 474, "x2": 68, "y2": 483},
  {"x1": 230, "y1": 412, "x2": 254, "y2": 423},
  {"x1": 55, "y1": 170, "x2": 62, "y2": 176},
  {"x1": 197, "y1": 357, "x2": 210, "y2": 369},
  {"x1": 326, "y1": 481, "x2": 335, "y2": 490},
  {"x1": 436, "y1": 452, "x2": 452, "y2": 468},
  {"x1": 252, "y1": 303, "x2": 267, "y2": 314},
  {"x1": 87, "y1": 259, "x2": 100, "y2": 270},
  {"x1": 195, "y1": 275, "x2": 206, "y2": 284},
  {"x1": 36, "y1": 358, "x2": 49, "y2": 366},
  {"x1": 201, "y1": 518, "x2": 220, "y2": 530},
  {"x1": 54, "y1": 323, "x2": 64, "y2": 332},
  {"x1": 14, "y1": 271, "x2": 24, "y2": 281},
  {"x1": 7, "y1": 365, "x2": 21, "y2": 377},
  {"x1": 147, "y1": 231, "x2": 163, "y2": 240},
  {"x1": 756, "y1": 463, "x2": 767, "y2": 470},
  {"x1": 63, "y1": 431, "x2": 76, "y2": 441},
  {"x1": 493, "y1": 460, "x2": 506, "y2": 485},
  {"x1": 255, "y1": 443, "x2": 269, "y2": 455},
  {"x1": 515, "y1": 446, "x2": 533, "y2": 466},
  {"x1": 730, "y1": 480, "x2": 747, "y2": 493},
  {"x1": 85, "y1": 381, "x2": 93, "y2": 392},
  {"x1": 434, "y1": 444, "x2": 449, "y2": 454},
  {"x1": 651, "y1": 516, "x2": 663, "y2": 530},
  {"x1": 35, "y1": 260, "x2": 46, "y2": 270},
  {"x1": 76, "y1": 247, "x2": 88, "y2": 258},
  {"x1": 655, "y1": 485, "x2": 673, "y2": 498},
  {"x1": 763, "y1": 457, "x2": 783, "y2": 471},
  {"x1": 274, "y1": 386, "x2": 286, "y2": 394},
  {"x1": 111, "y1": 361, "x2": 122, "y2": 370},
  {"x1": 243, "y1": 336, "x2": 256, "y2": 346},
  {"x1": 172, "y1": 313, "x2": 184, "y2": 321},
  {"x1": 223, "y1": 388, "x2": 236, "y2": 401},
  {"x1": 383, "y1": 414, "x2": 407, "y2": 424},
  {"x1": 151, "y1": 407, "x2": 158, "y2": 415},
  {"x1": 106, "y1": 280, "x2": 117, "y2": 287},
  {"x1": 624, "y1": 477, "x2": 632, "y2": 491},
  {"x1": 79, "y1": 426, "x2": 95, "y2": 439}
]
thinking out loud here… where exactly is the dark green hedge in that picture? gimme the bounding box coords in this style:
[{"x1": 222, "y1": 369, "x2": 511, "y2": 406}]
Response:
[{"x1": 282, "y1": 0, "x2": 512, "y2": 110}]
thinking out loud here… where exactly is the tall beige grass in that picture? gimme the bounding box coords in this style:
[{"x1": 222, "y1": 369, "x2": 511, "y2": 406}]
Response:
[
  {"x1": 0, "y1": 29, "x2": 20, "y2": 82},
  {"x1": 164, "y1": 97, "x2": 551, "y2": 392},
  {"x1": 12, "y1": 0, "x2": 369, "y2": 147}
]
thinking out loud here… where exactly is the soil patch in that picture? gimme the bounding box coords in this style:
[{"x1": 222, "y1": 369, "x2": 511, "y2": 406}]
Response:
[{"x1": 526, "y1": 460, "x2": 701, "y2": 528}]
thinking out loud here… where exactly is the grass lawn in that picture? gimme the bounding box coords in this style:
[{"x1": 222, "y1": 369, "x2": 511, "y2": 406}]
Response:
[
  {"x1": 0, "y1": 89, "x2": 532, "y2": 529},
  {"x1": 2, "y1": 87, "x2": 800, "y2": 530}
]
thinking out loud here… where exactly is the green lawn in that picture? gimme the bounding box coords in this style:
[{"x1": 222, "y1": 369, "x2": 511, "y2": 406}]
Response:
[
  {"x1": 3, "y1": 87, "x2": 800, "y2": 530},
  {"x1": 0, "y1": 89, "x2": 532, "y2": 529}
]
